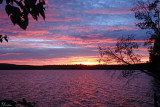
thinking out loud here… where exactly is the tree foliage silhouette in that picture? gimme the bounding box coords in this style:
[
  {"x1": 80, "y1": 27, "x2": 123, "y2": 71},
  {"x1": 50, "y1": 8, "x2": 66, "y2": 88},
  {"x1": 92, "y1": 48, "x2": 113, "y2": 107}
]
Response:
[
  {"x1": 0, "y1": 34, "x2": 8, "y2": 43},
  {"x1": 0, "y1": 0, "x2": 46, "y2": 43},
  {"x1": 0, "y1": 0, "x2": 46, "y2": 30},
  {"x1": 132, "y1": 0, "x2": 160, "y2": 66}
]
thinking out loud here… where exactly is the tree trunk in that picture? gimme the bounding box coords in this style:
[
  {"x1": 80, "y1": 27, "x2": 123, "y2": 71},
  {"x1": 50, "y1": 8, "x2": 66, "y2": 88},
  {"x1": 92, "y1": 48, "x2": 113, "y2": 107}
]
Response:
[{"x1": 150, "y1": 38, "x2": 160, "y2": 74}]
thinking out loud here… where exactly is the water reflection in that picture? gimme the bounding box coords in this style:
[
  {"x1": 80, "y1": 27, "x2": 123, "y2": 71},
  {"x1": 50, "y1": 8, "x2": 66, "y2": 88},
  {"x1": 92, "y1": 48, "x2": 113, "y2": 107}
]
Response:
[
  {"x1": 120, "y1": 69, "x2": 160, "y2": 107},
  {"x1": 0, "y1": 70, "x2": 154, "y2": 106}
]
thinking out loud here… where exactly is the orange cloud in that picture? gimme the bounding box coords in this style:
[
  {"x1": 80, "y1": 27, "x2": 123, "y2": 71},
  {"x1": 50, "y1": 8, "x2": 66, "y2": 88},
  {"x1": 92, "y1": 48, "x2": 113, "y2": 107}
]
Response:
[{"x1": 0, "y1": 53, "x2": 24, "y2": 56}]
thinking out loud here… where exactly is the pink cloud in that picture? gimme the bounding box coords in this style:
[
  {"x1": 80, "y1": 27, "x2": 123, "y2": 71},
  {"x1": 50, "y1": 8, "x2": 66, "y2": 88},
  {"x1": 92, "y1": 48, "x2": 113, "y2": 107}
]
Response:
[
  {"x1": 81, "y1": 33, "x2": 104, "y2": 38},
  {"x1": 52, "y1": 36, "x2": 117, "y2": 48},
  {"x1": 29, "y1": 33, "x2": 117, "y2": 48},
  {"x1": 4, "y1": 32, "x2": 115, "y2": 48},
  {"x1": 46, "y1": 17, "x2": 83, "y2": 22},
  {"x1": 12, "y1": 30, "x2": 51, "y2": 35},
  {"x1": 1, "y1": 31, "x2": 147, "y2": 49},
  {"x1": 50, "y1": 25, "x2": 99, "y2": 33},
  {"x1": 10, "y1": 30, "x2": 52, "y2": 39}
]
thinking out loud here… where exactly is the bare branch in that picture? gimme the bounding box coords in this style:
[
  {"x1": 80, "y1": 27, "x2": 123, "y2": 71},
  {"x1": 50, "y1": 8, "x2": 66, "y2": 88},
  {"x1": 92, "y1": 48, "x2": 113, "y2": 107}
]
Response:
[{"x1": 99, "y1": 35, "x2": 141, "y2": 65}]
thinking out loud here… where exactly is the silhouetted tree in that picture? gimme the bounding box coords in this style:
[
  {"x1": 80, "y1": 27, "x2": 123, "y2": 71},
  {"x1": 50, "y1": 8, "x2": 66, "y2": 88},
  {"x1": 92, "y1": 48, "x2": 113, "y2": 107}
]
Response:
[
  {"x1": 98, "y1": 35, "x2": 159, "y2": 78},
  {"x1": 99, "y1": 35, "x2": 141, "y2": 65},
  {"x1": 132, "y1": 0, "x2": 160, "y2": 67},
  {"x1": 132, "y1": 1, "x2": 160, "y2": 105}
]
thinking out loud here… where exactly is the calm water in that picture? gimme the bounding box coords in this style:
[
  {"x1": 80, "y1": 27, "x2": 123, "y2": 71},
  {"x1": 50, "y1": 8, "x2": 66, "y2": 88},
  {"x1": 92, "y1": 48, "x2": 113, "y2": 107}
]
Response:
[{"x1": 0, "y1": 70, "x2": 154, "y2": 107}]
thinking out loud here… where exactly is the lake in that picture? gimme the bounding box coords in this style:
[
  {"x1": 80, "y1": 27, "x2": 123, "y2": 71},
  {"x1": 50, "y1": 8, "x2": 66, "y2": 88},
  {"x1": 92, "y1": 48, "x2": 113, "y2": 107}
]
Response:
[{"x1": 0, "y1": 70, "x2": 154, "y2": 107}]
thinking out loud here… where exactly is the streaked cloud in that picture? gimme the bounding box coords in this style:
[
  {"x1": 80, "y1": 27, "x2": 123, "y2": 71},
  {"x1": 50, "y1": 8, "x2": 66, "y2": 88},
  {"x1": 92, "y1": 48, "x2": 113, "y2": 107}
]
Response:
[
  {"x1": 0, "y1": 0, "x2": 149, "y2": 65},
  {"x1": 84, "y1": 8, "x2": 132, "y2": 15}
]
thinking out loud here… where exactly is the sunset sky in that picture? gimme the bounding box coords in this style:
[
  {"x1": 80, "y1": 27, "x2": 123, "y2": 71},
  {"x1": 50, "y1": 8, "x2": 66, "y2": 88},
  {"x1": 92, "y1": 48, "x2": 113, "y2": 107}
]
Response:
[{"x1": 0, "y1": 0, "x2": 150, "y2": 65}]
